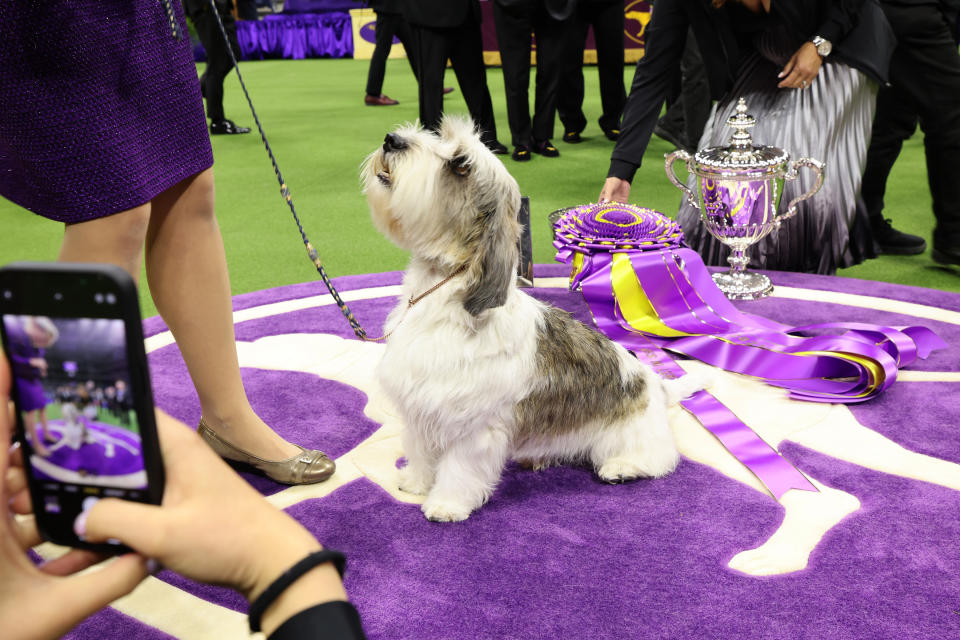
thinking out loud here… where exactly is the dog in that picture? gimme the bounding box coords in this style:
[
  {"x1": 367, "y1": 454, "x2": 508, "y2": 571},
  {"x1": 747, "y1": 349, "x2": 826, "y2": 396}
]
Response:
[{"x1": 362, "y1": 116, "x2": 705, "y2": 522}]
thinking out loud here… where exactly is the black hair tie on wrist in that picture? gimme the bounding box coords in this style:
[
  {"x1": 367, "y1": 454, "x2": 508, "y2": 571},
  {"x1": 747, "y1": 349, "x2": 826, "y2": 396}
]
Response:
[{"x1": 248, "y1": 549, "x2": 347, "y2": 633}]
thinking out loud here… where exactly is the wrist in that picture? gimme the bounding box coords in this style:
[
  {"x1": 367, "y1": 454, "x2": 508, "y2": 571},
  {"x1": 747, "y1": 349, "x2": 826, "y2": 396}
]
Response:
[
  {"x1": 809, "y1": 36, "x2": 832, "y2": 58},
  {"x1": 245, "y1": 527, "x2": 323, "y2": 602},
  {"x1": 258, "y1": 561, "x2": 349, "y2": 637}
]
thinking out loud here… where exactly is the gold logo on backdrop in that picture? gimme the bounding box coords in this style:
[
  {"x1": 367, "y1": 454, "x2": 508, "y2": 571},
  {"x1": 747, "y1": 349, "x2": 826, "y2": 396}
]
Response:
[{"x1": 624, "y1": 0, "x2": 653, "y2": 45}]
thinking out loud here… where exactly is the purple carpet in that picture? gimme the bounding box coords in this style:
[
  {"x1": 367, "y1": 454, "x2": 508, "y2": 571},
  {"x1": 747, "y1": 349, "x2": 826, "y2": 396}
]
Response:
[
  {"x1": 31, "y1": 419, "x2": 144, "y2": 486},
  {"x1": 70, "y1": 266, "x2": 960, "y2": 639}
]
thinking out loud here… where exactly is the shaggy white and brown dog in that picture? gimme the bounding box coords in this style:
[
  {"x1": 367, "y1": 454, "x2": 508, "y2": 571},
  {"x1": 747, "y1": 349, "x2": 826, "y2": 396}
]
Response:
[{"x1": 362, "y1": 116, "x2": 704, "y2": 522}]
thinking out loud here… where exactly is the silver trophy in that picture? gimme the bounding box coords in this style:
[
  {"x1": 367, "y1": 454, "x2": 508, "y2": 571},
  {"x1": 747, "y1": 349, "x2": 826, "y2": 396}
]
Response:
[{"x1": 664, "y1": 98, "x2": 824, "y2": 300}]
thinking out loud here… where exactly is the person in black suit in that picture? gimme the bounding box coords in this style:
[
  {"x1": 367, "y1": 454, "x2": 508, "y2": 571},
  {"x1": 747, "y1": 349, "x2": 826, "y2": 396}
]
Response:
[
  {"x1": 860, "y1": 0, "x2": 960, "y2": 264},
  {"x1": 404, "y1": 0, "x2": 507, "y2": 154},
  {"x1": 364, "y1": 0, "x2": 418, "y2": 106},
  {"x1": 557, "y1": 0, "x2": 626, "y2": 144},
  {"x1": 184, "y1": 0, "x2": 251, "y2": 135},
  {"x1": 492, "y1": 0, "x2": 575, "y2": 161}
]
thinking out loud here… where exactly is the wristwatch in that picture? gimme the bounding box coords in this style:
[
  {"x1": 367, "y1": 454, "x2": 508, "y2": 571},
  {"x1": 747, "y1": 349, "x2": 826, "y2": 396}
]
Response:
[{"x1": 811, "y1": 36, "x2": 832, "y2": 58}]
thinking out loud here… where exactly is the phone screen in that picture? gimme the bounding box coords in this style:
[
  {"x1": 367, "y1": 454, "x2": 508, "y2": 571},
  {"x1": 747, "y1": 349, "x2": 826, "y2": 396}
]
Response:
[{"x1": 0, "y1": 264, "x2": 163, "y2": 549}]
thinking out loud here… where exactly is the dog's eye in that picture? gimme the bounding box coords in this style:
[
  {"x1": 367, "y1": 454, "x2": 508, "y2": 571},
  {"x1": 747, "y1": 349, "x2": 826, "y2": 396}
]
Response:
[{"x1": 449, "y1": 155, "x2": 471, "y2": 177}]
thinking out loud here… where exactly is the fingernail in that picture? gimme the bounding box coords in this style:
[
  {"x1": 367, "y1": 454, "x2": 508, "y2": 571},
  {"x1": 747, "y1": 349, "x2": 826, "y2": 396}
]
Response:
[
  {"x1": 73, "y1": 510, "x2": 89, "y2": 539},
  {"x1": 146, "y1": 558, "x2": 160, "y2": 575}
]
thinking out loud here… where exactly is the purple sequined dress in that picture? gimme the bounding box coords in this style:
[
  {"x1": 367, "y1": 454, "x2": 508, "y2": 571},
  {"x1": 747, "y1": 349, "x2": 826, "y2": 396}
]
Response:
[{"x1": 0, "y1": 2, "x2": 214, "y2": 223}]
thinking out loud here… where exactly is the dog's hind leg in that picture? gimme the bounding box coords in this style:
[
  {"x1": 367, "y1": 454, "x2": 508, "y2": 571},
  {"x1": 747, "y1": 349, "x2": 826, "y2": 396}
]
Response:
[
  {"x1": 592, "y1": 405, "x2": 680, "y2": 483},
  {"x1": 421, "y1": 427, "x2": 511, "y2": 522}
]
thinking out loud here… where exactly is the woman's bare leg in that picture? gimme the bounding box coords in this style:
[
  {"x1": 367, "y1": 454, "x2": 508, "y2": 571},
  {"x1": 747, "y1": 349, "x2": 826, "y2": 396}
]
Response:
[
  {"x1": 144, "y1": 169, "x2": 299, "y2": 460},
  {"x1": 58, "y1": 205, "x2": 150, "y2": 283},
  {"x1": 58, "y1": 173, "x2": 299, "y2": 460},
  {"x1": 25, "y1": 411, "x2": 50, "y2": 457}
]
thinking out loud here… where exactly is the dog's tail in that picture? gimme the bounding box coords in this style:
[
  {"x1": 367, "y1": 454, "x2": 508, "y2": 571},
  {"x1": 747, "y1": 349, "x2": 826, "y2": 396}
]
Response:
[{"x1": 660, "y1": 371, "x2": 711, "y2": 405}]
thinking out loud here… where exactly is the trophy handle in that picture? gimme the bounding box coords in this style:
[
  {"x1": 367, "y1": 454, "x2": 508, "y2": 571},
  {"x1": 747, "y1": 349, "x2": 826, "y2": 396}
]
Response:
[
  {"x1": 782, "y1": 157, "x2": 824, "y2": 220},
  {"x1": 664, "y1": 150, "x2": 699, "y2": 209}
]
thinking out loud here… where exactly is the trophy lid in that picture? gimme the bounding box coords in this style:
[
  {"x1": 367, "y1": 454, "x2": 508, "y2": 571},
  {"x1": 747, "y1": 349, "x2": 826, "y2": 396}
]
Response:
[{"x1": 693, "y1": 98, "x2": 788, "y2": 173}]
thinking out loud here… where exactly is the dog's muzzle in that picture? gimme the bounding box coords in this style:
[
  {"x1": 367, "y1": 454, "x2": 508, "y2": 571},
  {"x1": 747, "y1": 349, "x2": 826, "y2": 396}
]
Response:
[{"x1": 377, "y1": 133, "x2": 406, "y2": 188}]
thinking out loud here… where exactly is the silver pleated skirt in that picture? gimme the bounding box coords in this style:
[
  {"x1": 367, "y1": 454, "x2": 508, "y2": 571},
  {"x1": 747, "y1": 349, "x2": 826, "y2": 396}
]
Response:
[{"x1": 677, "y1": 33, "x2": 878, "y2": 274}]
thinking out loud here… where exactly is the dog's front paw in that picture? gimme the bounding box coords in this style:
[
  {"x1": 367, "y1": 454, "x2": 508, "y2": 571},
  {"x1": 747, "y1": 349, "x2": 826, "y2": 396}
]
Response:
[
  {"x1": 398, "y1": 465, "x2": 432, "y2": 496},
  {"x1": 421, "y1": 498, "x2": 473, "y2": 523}
]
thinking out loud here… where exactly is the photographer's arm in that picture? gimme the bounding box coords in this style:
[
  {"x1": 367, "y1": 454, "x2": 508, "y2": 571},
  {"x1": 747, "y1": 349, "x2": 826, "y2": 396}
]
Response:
[{"x1": 80, "y1": 411, "x2": 359, "y2": 638}]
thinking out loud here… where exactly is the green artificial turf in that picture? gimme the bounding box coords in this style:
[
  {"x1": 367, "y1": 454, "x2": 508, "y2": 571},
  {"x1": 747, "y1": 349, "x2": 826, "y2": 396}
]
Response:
[{"x1": 1, "y1": 57, "x2": 957, "y2": 319}]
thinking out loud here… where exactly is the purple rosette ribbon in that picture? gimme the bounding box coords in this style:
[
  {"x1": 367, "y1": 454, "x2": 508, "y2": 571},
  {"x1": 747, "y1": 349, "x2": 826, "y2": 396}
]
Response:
[{"x1": 552, "y1": 203, "x2": 946, "y2": 499}]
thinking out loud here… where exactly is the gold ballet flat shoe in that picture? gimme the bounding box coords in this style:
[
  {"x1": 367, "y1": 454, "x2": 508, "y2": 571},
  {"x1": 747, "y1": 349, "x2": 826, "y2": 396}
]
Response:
[{"x1": 197, "y1": 418, "x2": 335, "y2": 485}]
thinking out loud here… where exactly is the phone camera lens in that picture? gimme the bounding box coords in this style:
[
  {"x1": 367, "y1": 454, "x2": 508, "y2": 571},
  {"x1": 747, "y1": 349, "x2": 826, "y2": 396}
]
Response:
[
  {"x1": 2, "y1": 290, "x2": 10, "y2": 300},
  {"x1": 53, "y1": 292, "x2": 63, "y2": 301},
  {"x1": 94, "y1": 293, "x2": 104, "y2": 304},
  {"x1": 105, "y1": 293, "x2": 116, "y2": 305}
]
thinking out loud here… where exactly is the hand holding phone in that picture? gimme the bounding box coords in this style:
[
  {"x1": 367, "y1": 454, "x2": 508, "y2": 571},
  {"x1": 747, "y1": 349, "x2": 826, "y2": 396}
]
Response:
[{"x1": 1, "y1": 264, "x2": 166, "y2": 552}]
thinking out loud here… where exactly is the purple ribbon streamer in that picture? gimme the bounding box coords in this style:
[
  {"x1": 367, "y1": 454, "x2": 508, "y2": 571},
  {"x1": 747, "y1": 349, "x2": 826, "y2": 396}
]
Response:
[
  {"x1": 553, "y1": 202, "x2": 946, "y2": 499},
  {"x1": 579, "y1": 259, "x2": 817, "y2": 500}
]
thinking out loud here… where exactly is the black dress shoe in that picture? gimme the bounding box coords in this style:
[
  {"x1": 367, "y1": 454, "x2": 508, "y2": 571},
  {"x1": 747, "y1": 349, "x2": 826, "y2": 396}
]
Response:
[
  {"x1": 485, "y1": 140, "x2": 508, "y2": 155},
  {"x1": 562, "y1": 130, "x2": 583, "y2": 144},
  {"x1": 599, "y1": 118, "x2": 620, "y2": 141},
  {"x1": 932, "y1": 244, "x2": 960, "y2": 266},
  {"x1": 512, "y1": 145, "x2": 532, "y2": 162},
  {"x1": 209, "y1": 119, "x2": 251, "y2": 135},
  {"x1": 532, "y1": 139, "x2": 560, "y2": 157},
  {"x1": 871, "y1": 217, "x2": 927, "y2": 255},
  {"x1": 443, "y1": 87, "x2": 455, "y2": 95}
]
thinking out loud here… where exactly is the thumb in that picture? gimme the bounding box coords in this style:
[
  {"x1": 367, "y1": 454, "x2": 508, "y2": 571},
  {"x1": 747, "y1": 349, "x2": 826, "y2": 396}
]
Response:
[
  {"x1": 48, "y1": 554, "x2": 149, "y2": 637},
  {"x1": 79, "y1": 498, "x2": 168, "y2": 557}
]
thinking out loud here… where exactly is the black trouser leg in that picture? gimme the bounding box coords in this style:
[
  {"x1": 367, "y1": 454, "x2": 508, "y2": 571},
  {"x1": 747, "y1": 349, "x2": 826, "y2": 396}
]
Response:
[
  {"x1": 860, "y1": 86, "x2": 918, "y2": 222},
  {"x1": 191, "y1": 8, "x2": 239, "y2": 123},
  {"x1": 863, "y1": 4, "x2": 960, "y2": 244},
  {"x1": 492, "y1": 2, "x2": 534, "y2": 147},
  {"x1": 447, "y1": 19, "x2": 499, "y2": 144},
  {"x1": 556, "y1": 15, "x2": 589, "y2": 135},
  {"x1": 592, "y1": 1, "x2": 626, "y2": 132},
  {"x1": 531, "y1": 11, "x2": 567, "y2": 142},
  {"x1": 366, "y1": 11, "x2": 400, "y2": 96},
  {"x1": 395, "y1": 15, "x2": 419, "y2": 81},
  {"x1": 411, "y1": 25, "x2": 447, "y2": 131}
]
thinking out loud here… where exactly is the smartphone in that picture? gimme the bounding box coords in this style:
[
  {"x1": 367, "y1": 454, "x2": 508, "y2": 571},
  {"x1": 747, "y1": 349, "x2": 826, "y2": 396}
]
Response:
[{"x1": 0, "y1": 262, "x2": 164, "y2": 552}]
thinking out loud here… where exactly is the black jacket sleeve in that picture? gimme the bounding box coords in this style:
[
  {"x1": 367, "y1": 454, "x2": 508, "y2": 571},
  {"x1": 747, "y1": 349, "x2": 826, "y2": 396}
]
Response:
[
  {"x1": 811, "y1": 0, "x2": 867, "y2": 44},
  {"x1": 607, "y1": 0, "x2": 692, "y2": 181},
  {"x1": 267, "y1": 601, "x2": 367, "y2": 640},
  {"x1": 608, "y1": 0, "x2": 739, "y2": 181}
]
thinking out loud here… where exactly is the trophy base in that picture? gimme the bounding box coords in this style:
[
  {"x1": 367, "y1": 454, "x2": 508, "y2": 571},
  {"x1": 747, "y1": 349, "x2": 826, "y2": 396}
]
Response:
[{"x1": 712, "y1": 270, "x2": 773, "y2": 300}]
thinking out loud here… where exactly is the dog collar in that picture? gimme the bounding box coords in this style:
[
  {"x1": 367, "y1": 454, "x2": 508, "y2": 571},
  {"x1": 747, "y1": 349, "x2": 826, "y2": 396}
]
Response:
[{"x1": 362, "y1": 265, "x2": 467, "y2": 342}]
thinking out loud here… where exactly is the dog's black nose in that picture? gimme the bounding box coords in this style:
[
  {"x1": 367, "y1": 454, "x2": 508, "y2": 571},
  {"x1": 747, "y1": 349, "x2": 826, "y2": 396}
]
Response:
[{"x1": 383, "y1": 133, "x2": 408, "y2": 152}]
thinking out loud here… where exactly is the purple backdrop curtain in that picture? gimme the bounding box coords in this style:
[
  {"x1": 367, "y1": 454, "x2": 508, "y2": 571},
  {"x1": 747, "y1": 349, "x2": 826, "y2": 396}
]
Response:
[
  {"x1": 282, "y1": 0, "x2": 358, "y2": 12},
  {"x1": 193, "y1": 13, "x2": 353, "y2": 61}
]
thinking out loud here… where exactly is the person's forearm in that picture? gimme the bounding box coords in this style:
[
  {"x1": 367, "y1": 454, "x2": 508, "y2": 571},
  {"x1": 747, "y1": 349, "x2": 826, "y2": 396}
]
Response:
[{"x1": 260, "y1": 563, "x2": 349, "y2": 637}]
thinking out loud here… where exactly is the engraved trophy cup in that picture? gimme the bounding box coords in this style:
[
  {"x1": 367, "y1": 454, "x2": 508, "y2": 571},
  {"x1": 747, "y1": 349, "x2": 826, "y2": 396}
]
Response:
[{"x1": 665, "y1": 98, "x2": 824, "y2": 300}]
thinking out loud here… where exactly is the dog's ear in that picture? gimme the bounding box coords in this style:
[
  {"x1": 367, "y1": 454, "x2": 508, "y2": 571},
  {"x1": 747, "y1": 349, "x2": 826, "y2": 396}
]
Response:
[{"x1": 463, "y1": 199, "x2": 520, "y2": 316}]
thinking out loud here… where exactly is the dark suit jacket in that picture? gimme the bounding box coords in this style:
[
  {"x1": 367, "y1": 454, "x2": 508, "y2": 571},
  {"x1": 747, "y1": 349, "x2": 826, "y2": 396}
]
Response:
[
  {"x1": 493, "y1": 0, "x2": 576, "y2": 20},
  {"x1": 367, "y1": 0, "x2": 404, "y2": 13},
  {"x1": 404, "y1": 0, "x2": 480, "y2": 28}
]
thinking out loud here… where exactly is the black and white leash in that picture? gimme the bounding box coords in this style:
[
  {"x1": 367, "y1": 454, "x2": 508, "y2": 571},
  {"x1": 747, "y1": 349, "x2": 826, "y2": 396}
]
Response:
[{"x1": 161, "y1": 0, "x2": 372, "y2": 341}]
